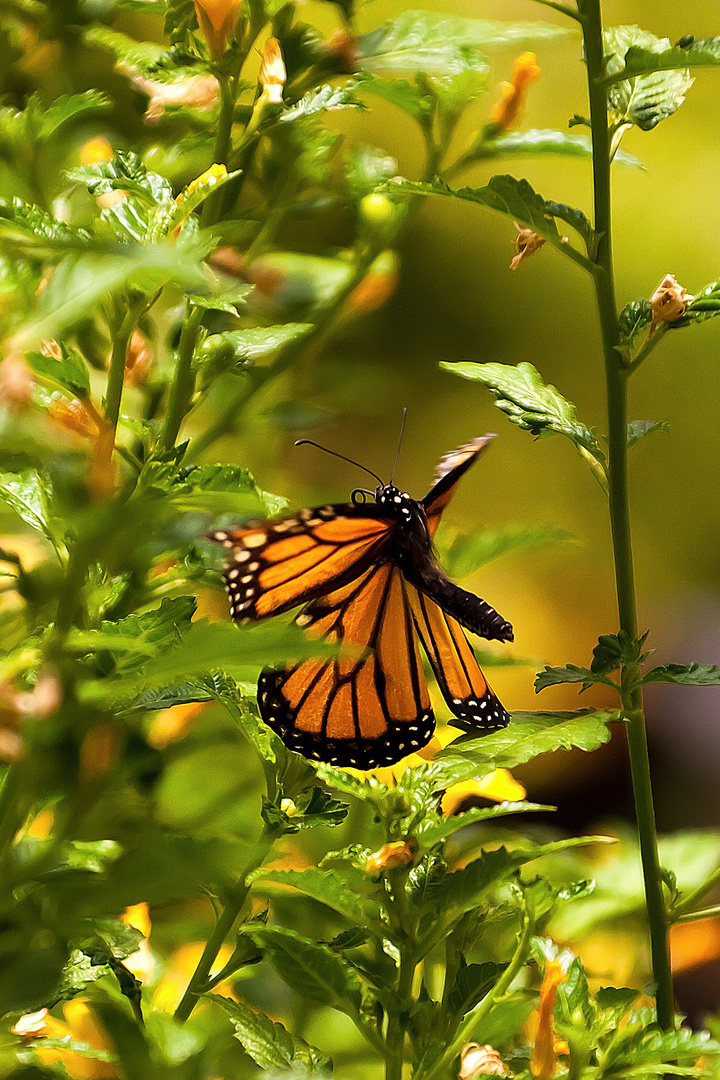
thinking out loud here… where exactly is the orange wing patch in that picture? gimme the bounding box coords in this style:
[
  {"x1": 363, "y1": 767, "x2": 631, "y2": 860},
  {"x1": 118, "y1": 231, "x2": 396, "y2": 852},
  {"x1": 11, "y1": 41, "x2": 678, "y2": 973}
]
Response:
[
  {"x1": 210, "y1": 506, "x2": 394, "y2": 622},
  {"x1": 409, "y1": 589, "x2": 509, "y2": 730},
  {"x1": 256, "y1": 566, "x2": 435, "y2": 769}
]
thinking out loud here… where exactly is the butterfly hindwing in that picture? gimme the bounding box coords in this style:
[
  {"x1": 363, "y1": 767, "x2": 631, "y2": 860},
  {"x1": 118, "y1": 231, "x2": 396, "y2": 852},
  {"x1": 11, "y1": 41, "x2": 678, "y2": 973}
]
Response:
[
  {"x1": 257, "y1": 565, "x2": 436, "y2": 768},
  {"x1": 210, "y1": 505, "x2": 395, "y2": 621},
  {"x1": 409, "y1": 588, "x2": 510, "y2": 730}
]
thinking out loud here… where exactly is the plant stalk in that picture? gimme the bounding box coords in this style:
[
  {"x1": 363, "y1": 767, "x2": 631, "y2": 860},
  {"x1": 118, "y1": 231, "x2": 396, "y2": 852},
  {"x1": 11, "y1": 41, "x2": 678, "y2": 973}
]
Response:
[
  {"x1": 174, "y1": 835, "x2": 272, "y2": 1023},
  {"x1": 581, "y1": 0, "x2": 674, "y2": 1028},
  {"x1": 161, "y1": 304, "x2": 204, "y2": 452}
]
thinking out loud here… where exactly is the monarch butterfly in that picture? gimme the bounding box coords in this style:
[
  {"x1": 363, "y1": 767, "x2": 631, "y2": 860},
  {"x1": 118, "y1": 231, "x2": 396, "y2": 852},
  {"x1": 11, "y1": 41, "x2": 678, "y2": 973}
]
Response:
[{"x1": 210, "y1": 434, "x2": 513, "y2": 769}]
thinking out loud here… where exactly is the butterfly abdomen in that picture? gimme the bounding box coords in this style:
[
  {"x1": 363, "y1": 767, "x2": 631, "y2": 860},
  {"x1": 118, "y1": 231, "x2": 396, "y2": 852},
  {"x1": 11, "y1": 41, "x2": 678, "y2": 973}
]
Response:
[{"x1": 419, "y1": 574, "x2": 514, "y2": 642}]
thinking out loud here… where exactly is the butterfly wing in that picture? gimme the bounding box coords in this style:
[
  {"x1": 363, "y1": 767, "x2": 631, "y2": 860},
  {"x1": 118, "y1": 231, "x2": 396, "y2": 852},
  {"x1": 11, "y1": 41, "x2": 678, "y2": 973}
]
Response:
[
  {"x1": 423, "y1": 434, "x2": 496, "y2": 538},
  {"x1": 257, "y1": 564, "x2": 436, "y2": 768},
  {"x1": 408, "y1": 587, "x2": 510, "y2": 730},
  {"x1": 210, "y1": 505, "x2": 395, "y2": 621}
]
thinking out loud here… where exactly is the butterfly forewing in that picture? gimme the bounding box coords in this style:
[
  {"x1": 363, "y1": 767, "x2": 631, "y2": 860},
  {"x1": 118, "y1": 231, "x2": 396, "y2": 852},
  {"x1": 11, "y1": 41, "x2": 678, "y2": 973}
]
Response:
[
  {"x1": 257, "y1": 565, "x2": 435, "y2": 768},
  {"x1": 210, "y1": 506, "x2": 395, "y2": 621},
  {"x1": 423, "y1": 435, "x2": 495, "y2": 538}
]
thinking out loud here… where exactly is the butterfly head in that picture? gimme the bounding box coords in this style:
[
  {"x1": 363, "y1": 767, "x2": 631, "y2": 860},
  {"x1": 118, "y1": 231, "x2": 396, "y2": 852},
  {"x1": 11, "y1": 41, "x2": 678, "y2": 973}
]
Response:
[{"x1": 376, "y1": 484, "x2": 414, "y2": 524}]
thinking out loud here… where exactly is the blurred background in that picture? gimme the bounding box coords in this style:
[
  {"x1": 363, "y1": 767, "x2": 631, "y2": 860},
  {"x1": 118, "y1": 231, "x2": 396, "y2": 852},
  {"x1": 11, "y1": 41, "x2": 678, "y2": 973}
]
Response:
[{"x1": 3, "y1": 0, "x2": 720, "y2": 1023}]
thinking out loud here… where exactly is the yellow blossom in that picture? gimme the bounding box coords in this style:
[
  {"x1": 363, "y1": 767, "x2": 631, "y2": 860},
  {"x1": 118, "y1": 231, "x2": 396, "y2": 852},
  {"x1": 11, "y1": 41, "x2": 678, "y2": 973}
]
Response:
[
  {"x1": 490, "y1": 52, "x2": 540, "y2": 132},
  {"x1": 365, "y1": 840, "x2": 416, "y2": 875},
  {"x1": 179, "y1": 163, "x2": 228, "y2": 202},
  {"x1": 81, "y1": 137, "x2": 113, "y2": 166},
  {"x1": 441, "y1": 770, "x2": 527, "y2": 816},
  {"x1": 529, "y1": 961, "x2": 567, "y2": 1080},
  {"x1": 650, "y1": 273, "x2": 694, "y2": 335},
  {"x1": 194, "y1": 0, "x2": 241, "y2": 59},
  {"x1": 121, "y1": 902, "x2": 156, "y2": 984},
  {"x1": 510, "y1": 221, "x2": 546, "y2": 270},
  {"x1": 258, "y1": 37, "x2": 286, "y2": 105},
  {"x1": 153, "y1": 942, "x2": 234, "y2": 1012},
  {"x1": 14, "y1": 1000, "x2": 117, "y2": 1078},
  {"x1": 459, "y1": 1043, "x2": 509, "y2": 1079},
  {"x1": 149, "y1": 701, "x2": 207, "y2": 749}
]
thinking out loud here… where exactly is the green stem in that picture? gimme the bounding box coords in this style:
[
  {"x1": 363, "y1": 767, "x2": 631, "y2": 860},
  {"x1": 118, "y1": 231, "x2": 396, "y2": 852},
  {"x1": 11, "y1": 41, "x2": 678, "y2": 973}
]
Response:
[
  {"x1": 105, "y1": 305, "x2": 137, "y2": 436},
  {"x1": 673, "y1": 863, "x2": 720, "y2": 919},
  {"x1": 202, "y1": 75, "x2": 237, "y2": 227},
  {"x1": 385, "y1": 947, "x2": 415, "y2": 1080},
  {"x1": 581, "y1": 0, "x2": 673, "y2": 1028},
  {"x1": 625, "y1": 322, "x2": 669, "y2": 374},
  {"x1": 160, "y1": 304, "x2": 204, "y2": 452},
  {"x1": 174, "y1": 835, "x2": 272, "y2": 1023},
  {"x1": 674, "y1": 904, "x2": 720, "y2": 924}
]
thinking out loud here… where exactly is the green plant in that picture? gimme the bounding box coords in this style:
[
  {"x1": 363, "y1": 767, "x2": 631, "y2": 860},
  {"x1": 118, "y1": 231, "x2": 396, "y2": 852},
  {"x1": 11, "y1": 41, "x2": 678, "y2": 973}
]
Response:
[{"x1": 1, "y1": 0, "x2": 720, "y2": 1078}]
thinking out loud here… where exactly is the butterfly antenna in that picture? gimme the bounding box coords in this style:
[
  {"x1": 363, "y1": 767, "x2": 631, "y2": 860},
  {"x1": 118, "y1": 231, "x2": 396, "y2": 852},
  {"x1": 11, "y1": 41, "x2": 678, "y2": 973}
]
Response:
[
  {"x1": 294, "y1": 440, "x2": 384, "y2": 487},
  {"x1": 389, "y1": 407, "x2": 408, "y2": 486}
]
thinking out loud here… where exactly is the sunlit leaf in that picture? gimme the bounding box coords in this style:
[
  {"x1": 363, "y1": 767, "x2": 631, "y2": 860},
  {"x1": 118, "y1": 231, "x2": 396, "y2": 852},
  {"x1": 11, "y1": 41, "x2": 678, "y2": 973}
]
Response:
[
  {"x1": 607, "y1": 36, "x2": 720, "y2": 81},
  {"x1": 215, "y1": 996, "x2": 331, "y2": 1073},
  {"x1": 627, "y1": 419, "x2": 670, "y2": 448},
  {"x1": 242, "y1": 925, "x2": 361, "y2": 1011},
  {"x1": 641, "y1": 663, "x2": 720, "y2": 686},
  {"x1": 471, "y1": 129, "x2": 642, "y2": 168},
  {"x1": 437, "y1": 523, "x2": 574, "y2": 579},
  {"x1": 27, "y1": 344, "x2": 90, "y2": 399},
  {"x1": 534, "y1": 665, "x2": 617, "y2": 693},
  {"x1": 249, "y1": 867, "x2": 384, "y2": 931},
  {"x1": 604, "y1": 26, "x2": 693, "y2": 130},
  {"x1": 356, "y1": 74, "x2": 433, "y2": 122},
  {"x1": 280, "y1": 83, "x2": 366, "y2": 123},
  {"x1": 418, "y1": 802, "x2": 554, "y2": 848}
]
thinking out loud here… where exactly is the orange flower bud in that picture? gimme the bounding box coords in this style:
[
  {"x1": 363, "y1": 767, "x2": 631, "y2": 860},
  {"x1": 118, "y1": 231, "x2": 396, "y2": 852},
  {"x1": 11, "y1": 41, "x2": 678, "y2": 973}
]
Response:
[
  {"x1": 459, "y1": 1043, "x2": 509, "y2": 1079},
  {"x1": 81, "y1": 137, "x2": 113, "y2": 166},
  {"x1": 79, "y1": 721, "x2": 122, "y2": 783},
  {"x1": 510, "y1": 221, "x2": 546, "y2": 270},
  {"x1": 124, "y1": 329, "x2": 153, "y2": 387},
  {"x1": 0, "y1": 352, "x2": 34, "y2": 410},
  {"x1": 210, "y1": 246, "x2": 246, "y2": 277},
  {"x1": 344, "y1": 251, "x2": 399, "y2": 316},
  {"x1": 194, "y1": 0, "x2": 241, "y2": 59},
  {"x1": 530, "y1": 961, "x2": 567, "y2": 1080},
  {"x1": 489, "y1": 52, "x2": 540, "y2": 133},
  {"x1": 259, "y1": 37, "x2": 286, "y2": 105},
  {"x1": 365, "y1": 840, "x2": 416, "y2": 875},
  {"x1": 129, "y1": 72, "x2": 220, "y2": 124},
  {"x1": 48, "y1": 398, "x2": 100, "y2": 439},
  {"x1": 650, "y1": 273, "x2": 693, "y2": 335}
]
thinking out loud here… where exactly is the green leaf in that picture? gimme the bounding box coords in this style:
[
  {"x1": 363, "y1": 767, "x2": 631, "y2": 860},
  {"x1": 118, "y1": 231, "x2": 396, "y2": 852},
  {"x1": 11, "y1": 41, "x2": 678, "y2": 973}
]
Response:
[
  {"x1": 427, "y1": 710, "x2": 620, "y2": 790},
  {"x1": 358, "y1": 12, "x2": 566, "y2": 73},
  {"x1": 27, "y1": 344, "x2": 90, "y2": 399},
  {"x1": 627, "y1": 419, "x2": 670, "y2": 448},
  {"x1": 160, "y1": 463, "x2": 271, "y2": 516},
  {"x1": 242, "y1": 925, "x2": 361, "y2": 1011},
  {"x1": 617, "y1": 296, "x2": 652, "y2": 352},
  {"x1": 0, "y1": 470, "x2": 57, "y2": 545},
  {"x1": 66, "y1": 597, "x2": 197, "y2": 672},
  {"x1": 448, "y1": 961, "x2": 506, "y2": 1017},
  {"x1": 197, "y1": 323, "x2": 312, "y2": 381},
  {"x1": 604, "y1": 26, "x2": 693, "y2": 130},
  {"x1": 534, "y1": 664, "x2": 616, "y2": 693},
  {"x1": 390, "y1": 175, "x2": 595, "y2": 264},
  {"x1": 214, "y1": 996, "x2": 331, "y2": 1073},
  {"x1": 679, "y1": 275, "x2": 720, "y2": 325},
  {"x1": 641, "y1": 663, "x2": 720, "y2": 686},
  {"x1": 79, "y1": 918, "x2": 144, "y2": 960},
  {"x1": 280, "y1": 82, "x2": 366, "y2": 123},
  {"x1": 346, "y1": 144, "x2": 401, "y2": 201},
  {"x1": 83, "y1": 25, "x2": 168, "y2": 69},
  {"x1": 249, "y1": 867, "x2": 383, "y2": 931},
  {"x1": 591, "y1": 630, "x2": 649, "y2": 674},
  {"x1": 419, "y1": 802, "x2": 555, "y2": 848},
  {"x1": 607, "y1": 36, "x2": 720, "y2": 81},
  {"x1": 440, "y1": 360, "x2": 605, "y2": 465},
  {"x1": 356, "y1": 75, "x2": 433, "y2": 122},
  {"x1": 473, "y1": 129, "x2": 642, "y2": 168},
  {"x1": 437, "y1": 523, "x2": 573, "y2": 579}
]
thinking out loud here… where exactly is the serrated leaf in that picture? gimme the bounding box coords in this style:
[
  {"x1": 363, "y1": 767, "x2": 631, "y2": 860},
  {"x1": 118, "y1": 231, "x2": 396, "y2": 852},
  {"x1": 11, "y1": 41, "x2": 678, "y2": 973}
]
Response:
[
  {"x1": 627, "y1": 419, "x2": 670, "y2": 448},
  {"x1": 27, "y1": 344, "x2": 90, "y2": 398},
  {"x1": 474, "y1": 129, "x2": 642, "y2": 169},
  {"x1": 0, "y1": 198, "x2": 92, "y2": 253},
  {"x1": 440, "y1": 360, "x2": 604, "y2": 464},
  {"x1": 418, "y1": 801, "x2": 554, "y2": 848},
  {"x1": 427, "y1": 711, "x2": 620, "y2": 790},
  {"x1": 679, "y1": 275, "x2": 720, "y2": 325},
  {"x1": 214, "y1": 996, "x2": 330, "y2": 1073},
  {"x1": 83, "y1": 25, "x2": 167, "y2": 69},
  {"x1": 618, "y1": 296, "x2": 653, "y2": 352},
  {"x1": 249, "y1": 868, "x2": 383, "y2": 932},
  {"x1": 161, "y1": 463, "x2": 269, "y2": 516},
  {"x1": 80, "y1": 918, "x2": 144, "y2": 960},
  {"x1": 346, "y1": 143, "x2": 400, "y2": 201},
  {"x1": 280, "y1": 82, "x2": 365, "y2": 123},
  {"x1": 608, "y1": 37, "x2": 720, "y2": 81},
  {"x1": 389, "y1": 175, "x2": 595, "y2": 262},
  {"x1": 358, "y1": 12, "x2": 566, "y2": 73},
  {"x1": 604, "y1": 26, "x2": 693, "y2": 131},
  {"x1": 437, "y1": 523, "x2": 573, "y2": 579},
  {"x1": 534, "y1": 664, "x2": 616, "y2": 693},
  {"x1": 356, "y1": 74, "x2": 433, "y2": 122},
  {"x1": 197, "y1": 324, "x2": 312, "y2": 380},
  {"x1": 448, "y1": 961, "x2": 506, "y2": 1016},
  {"x1": 66, "y1": 597, "x2": 197, "y2": 671},
  {"x1": 641, "y1": 663, "x2": 720, "y2": 686},
  {"x1": 242, "y1": 925, "x2": 361, "y2": 1011},
  {"x1": 591, "y1": 630, "x2": 649, "y2": 674},
  {"x1": 0, "y1": 469, "x2": 56, "y2": 544}
]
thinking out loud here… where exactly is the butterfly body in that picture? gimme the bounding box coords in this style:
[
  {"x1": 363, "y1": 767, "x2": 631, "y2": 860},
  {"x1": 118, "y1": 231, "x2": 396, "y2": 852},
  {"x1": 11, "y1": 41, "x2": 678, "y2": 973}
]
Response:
[{"x1": 211, "y1": 435, "x2": 513, "y2": 769}]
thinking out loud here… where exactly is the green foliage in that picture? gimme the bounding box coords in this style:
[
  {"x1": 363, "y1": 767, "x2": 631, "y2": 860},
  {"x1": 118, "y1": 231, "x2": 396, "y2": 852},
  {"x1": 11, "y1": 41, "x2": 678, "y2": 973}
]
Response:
[
  {"x1": 437, "y1": 523, "x2": 574, "y2": 579},
  {"x1": 641, "y1": 663, "x2": 720, "y2": 686},
  {"x1": 215, "y1": 996, "x2": 330, "y2": 1073},
  {"x1": 603, "y1": 27, "x2": 693, "y2": 130}
]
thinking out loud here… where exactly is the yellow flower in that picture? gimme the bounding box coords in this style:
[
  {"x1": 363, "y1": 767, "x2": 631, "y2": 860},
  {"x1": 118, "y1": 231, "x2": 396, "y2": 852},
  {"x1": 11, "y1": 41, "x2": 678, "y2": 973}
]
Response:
[
  {"x1": 121, "y1": 902, "x2": 156, "y2": 984},
  {"x1": 510, "y1": 221, "x2": 546, "y2": 271},
  {"x1": 365, "y1": 840, "x2": 416, "y2": 875},
  {"x1": 459, "y1": 1043, "x2": 508, "y2": 1079},
  {"x1": 148, "y1": 701, "x2": 207, "y2": 749},
  {"x1": 14, "y1": 1001, "x2": 117, "y2": 1078},
  {"x1": 194, "y1": 0, "x2": 241, "y2": 59},
  {"x1": 489, "y1": 52, "x2": 540, "y2": 132},
  {"x1": 258, "y1": 37, "x2": 286, "y2": 105},
  {"x1": 180, "y1": 162, "x2": 228, "y2": 202},
  {"x1": 153, "y1": 942, "x2": 234, "y2": 1012},
  {"x1": 80, "y1": 137, "x2": 113, "y2": 166},
  {"x1": 441, "y1": 770, "x2": 527, "y2": 816},
  {"x1": 649, "y1": 273, "x2": 693, "y2": 335},
  {"x1": 529, "y1": 960, "x2": 567, "y2": 1080}
]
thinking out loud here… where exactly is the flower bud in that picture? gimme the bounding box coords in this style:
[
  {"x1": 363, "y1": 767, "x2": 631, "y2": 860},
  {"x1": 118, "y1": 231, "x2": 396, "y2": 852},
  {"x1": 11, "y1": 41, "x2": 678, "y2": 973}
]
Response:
[
  {"x1": 194, "y1": 0, "x2": 241, "y2": 58},
  {"x1": 510, "y1": 221, "x2": 545, "y2": 270},
  {"x1": 259, "y1": 37, "x2": 286, "y2": 106},
  {"x1": 80, "y1": 137, "x2": 113, "y2": 166},
  {"x1": 365, "y1": 840, "x2": 415, "y2": 875},
  {"x1": 530, "y1": 961, "x2": 568, "y2": 1080},
  {"x1": 459, "y1": 1043, "x2": 508, "y2": 1079},
  {"x1": 124, "y1": 329, "x2": 153, "y2": 387},
  {"x1": 344, "y1": 250, "x2": 399, "y2": 316},
  {"x1": 489, "y1": 52, "x2": 540, "y2": 133},
  {"x1": 650, "y1": 273, "x2": 693, "y2": 335}
]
